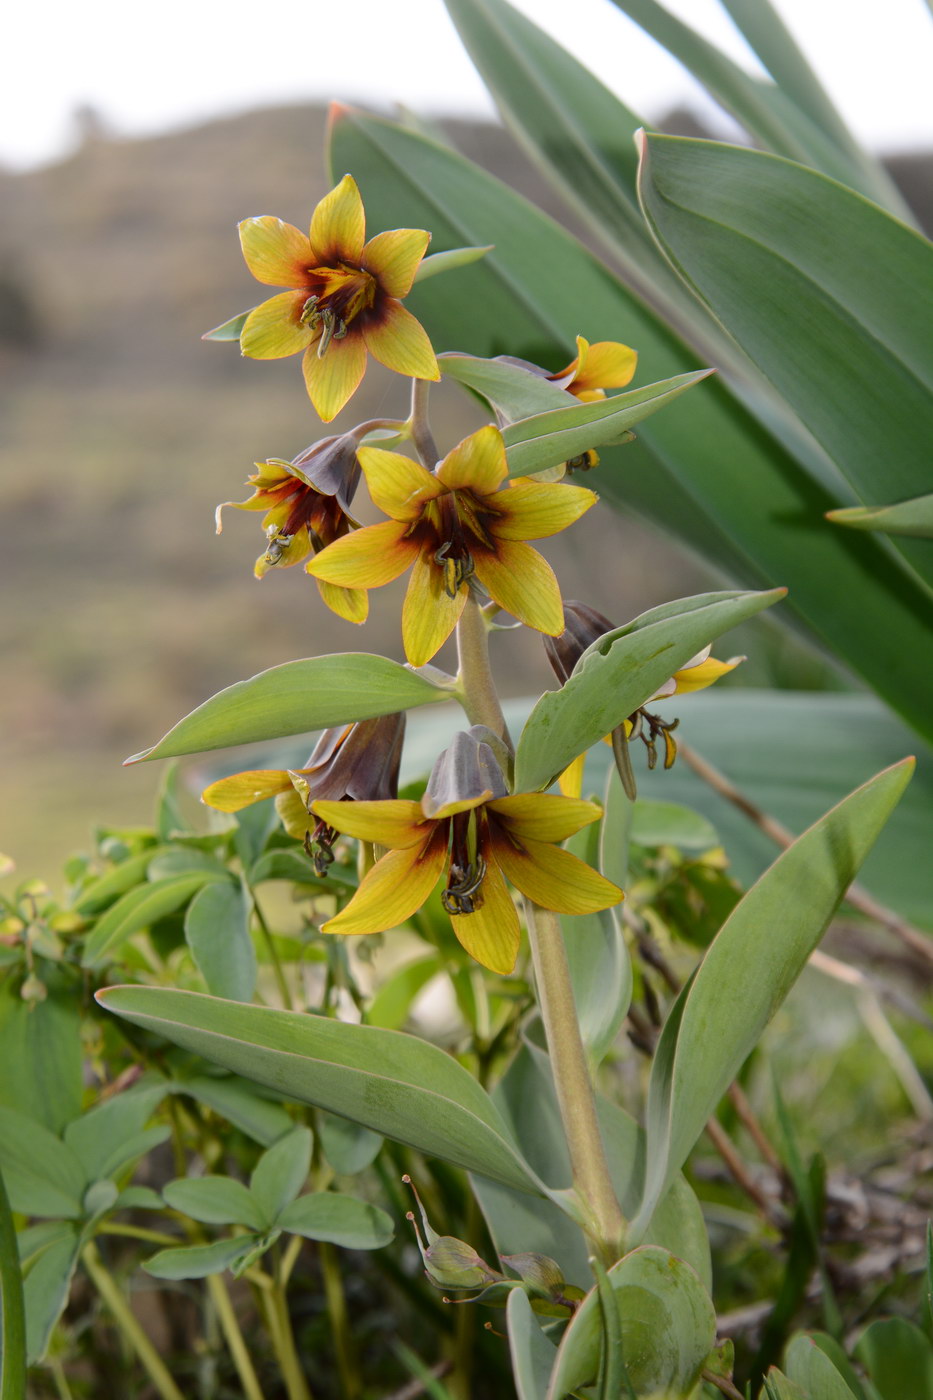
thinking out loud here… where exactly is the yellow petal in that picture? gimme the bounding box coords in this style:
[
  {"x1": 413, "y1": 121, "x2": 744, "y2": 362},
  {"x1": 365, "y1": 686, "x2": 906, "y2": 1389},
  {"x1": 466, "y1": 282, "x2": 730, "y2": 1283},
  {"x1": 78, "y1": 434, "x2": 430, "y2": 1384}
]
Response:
[
  {"x1": 311, "y1": 799, "x2": 429, "y2": 848},
  {"x1": 448, "y1": 850, "x2": 521, "y2": 974},
  {"x1": 201, "y1": 770, "x2": 292, "y2": 812},
  {"x1": 362, "y1": 228, "x2": 431, "y2": 298},
  {"x1": 363, "y1": 301, "x2": 440, "y2": 380},
  {"x1": 436, "y1": 425, "x2": 508, "y2": 495},
  {"x1": 492, "y1": 479, "x2": 596, "y2": 541},
  {"x1": 239, "y1": 217, "x2": 312, "y2": 287},
  {"x1": 241, "y1": 292, "x2": 313, "y2": 359},
  {"x1": 306, "y1": 519, "x2": 419, "y2": 588},
  {"x1": 472, "y1": 540, "x2": 564, "y2": 635},
  {"x1": 557, "y1": 754, "x2": 586, "y2": 798},
  {"x1": 314, "y1": 578, "x2": 369, "y2": 623},
  {"x1": 488, "y1": 794, "x2": 602, "y2": 844},
  {"x1": 322, "y1": 830, "x2": 447, "y2": 934},
  {"x1": 276, "y1": 788, "x2": 313, "y2": 840},
  {"x1": 494, "y1": 837, "x2": 622, "y2": 915},
  {"x1": 310, "y1": 174, "x2": 366, "y2": 264},
  {"x1": 671, "y1": 655, "x2": 743, "y2": 694},
  {"x1": 551, "y1": 335, "x2": 587, "y2": 382},
  {"x1": 402, "y1": 548, "x2": 468, "y2": 667},
  {"x1": 573, "y1": 340, "x2": 638, "y2": 393},
  {"x1": 302, "y1": 334, "x2": 368, "y2": 422},
  {"x1": 357, "y1": 446, "x2": 443, "y2": 521}
]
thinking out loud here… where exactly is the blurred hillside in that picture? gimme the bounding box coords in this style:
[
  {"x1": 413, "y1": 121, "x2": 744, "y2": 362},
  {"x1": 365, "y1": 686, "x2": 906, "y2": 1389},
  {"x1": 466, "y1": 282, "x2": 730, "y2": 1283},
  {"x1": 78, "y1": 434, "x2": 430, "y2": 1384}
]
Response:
[{"x1": 1, "y1": 103, "x2": 928, "y2": 874}]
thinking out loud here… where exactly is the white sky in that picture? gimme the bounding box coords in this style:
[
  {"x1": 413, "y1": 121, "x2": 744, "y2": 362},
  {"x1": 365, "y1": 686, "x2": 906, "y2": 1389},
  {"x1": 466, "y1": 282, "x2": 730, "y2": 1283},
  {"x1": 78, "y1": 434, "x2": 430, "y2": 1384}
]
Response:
[{"x1": 4, "y1": 0, "x2": 932, "y2": 170}]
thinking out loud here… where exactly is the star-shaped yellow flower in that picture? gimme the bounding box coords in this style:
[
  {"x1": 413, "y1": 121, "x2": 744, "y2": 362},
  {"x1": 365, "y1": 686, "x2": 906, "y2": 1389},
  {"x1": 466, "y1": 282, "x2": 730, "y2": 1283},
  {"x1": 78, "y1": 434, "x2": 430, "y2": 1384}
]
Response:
[
  {"x1": 238, "y1": 175, "x2": 440, "y2": 421},
  {"x1": 312, "y1": 731, "x2": 622, "y2": 974},
  {"x1": 306, "y1": 425, "x2": 597, "y2": 665}
]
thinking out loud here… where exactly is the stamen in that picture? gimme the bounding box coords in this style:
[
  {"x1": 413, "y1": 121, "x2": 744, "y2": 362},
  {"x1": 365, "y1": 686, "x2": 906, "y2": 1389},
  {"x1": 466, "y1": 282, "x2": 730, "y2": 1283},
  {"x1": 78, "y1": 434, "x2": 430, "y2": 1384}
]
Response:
[
  {"x1": 299, "y1": 295, "x2": 320, "y2": 327},
  {"x1": 305, "y1": 820, "x2": 338, "y2": 877},
  {"x1": 262, "y1": 529, "x2": 292, "y2": 566},
  {"x1": 434, "y1": 540, "x2": 475, "y2": 598},
  {"x1": 317, "y1": 307, "x2": 339, "y2": 358},
  {"x1": 442, "y1": 856, "x2": 487, "y2": 916}
]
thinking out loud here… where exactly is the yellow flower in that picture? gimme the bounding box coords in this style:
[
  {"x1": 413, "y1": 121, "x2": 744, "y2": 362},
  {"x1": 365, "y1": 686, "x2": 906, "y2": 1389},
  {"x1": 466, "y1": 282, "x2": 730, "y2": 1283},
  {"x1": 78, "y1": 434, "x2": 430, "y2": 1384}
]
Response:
[
  {"x1": 548, "y1": 335, "x2": 638, "y2": 403},
  {"x1": 215, "y1": 434, "x2": 367, "y2": 623},
  {"x1": 238, "y1": 175, "x2": 439, "y2": 421},
  {"x1": 306, "y1": 425, "x2": 597, "y2": 665},
  {"x1": 201, "y1": 714, "x2": 405, "y2": 874},
  {"x1": 545, "y1": 601, "x2": 742, "y2": 798},
  {"x1": 312, "y1": 731, "x2": 622, "y2": 974}
]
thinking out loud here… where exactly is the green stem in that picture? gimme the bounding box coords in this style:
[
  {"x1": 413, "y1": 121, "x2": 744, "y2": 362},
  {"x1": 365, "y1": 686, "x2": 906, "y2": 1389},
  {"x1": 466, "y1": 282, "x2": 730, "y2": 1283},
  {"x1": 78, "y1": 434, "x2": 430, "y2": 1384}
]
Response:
[
  {"x1": 267, "y1": 1278, "x2": 312, "y2": 1400},
  {"x1": 99, "y1": 1223, "x2": 179, "y2": 1248},
  {"x1": 523, "y1": 901, "x2": 626, "y2": 1262},
  {"x1": 82, "y1": 1241, "x2": 186, "y2": 1400},
  {"x1": 206, "y1": 1273, "x2": 266, "y2": 1400},
  {"x1": 456, "y1": 596, "x2": 512, "y2": 748},
  {"x1": 318, "y1": 1242, "x2": 360, "y2": 1399},
  {"x1": 49, "y1": 1357, "x2": 76, "y2": 1400},
  {"x1": 409, "y1": 378, "x2": 439, "y2": 469},
  {"x1": 0, "y1": 1168, "x2": 26, "y2": 1400},
  {"x1": 252, "y1": 894, "x2": 293, "y2": 1010}
]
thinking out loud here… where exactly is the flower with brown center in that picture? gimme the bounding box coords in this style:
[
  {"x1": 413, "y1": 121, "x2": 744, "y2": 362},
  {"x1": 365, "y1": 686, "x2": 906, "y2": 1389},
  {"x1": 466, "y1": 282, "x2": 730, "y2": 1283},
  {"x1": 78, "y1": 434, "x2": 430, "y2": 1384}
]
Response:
[
  {"x1": 306, "y1": 425, "x2": 597, "y2": 665},
  {"x1": 311, "y1": 730, "x2": 622, "y2": 974},
  {"x1": 237, "y1": 175, "x2": 439, "y2": 421}
]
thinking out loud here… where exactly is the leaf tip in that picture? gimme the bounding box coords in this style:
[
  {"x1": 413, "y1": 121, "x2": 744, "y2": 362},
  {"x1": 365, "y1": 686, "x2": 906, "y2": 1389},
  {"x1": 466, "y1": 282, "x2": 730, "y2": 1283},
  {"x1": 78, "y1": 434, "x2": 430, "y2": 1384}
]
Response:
[{"x1": 123, "y1": 747, "x2": 154, "y2": 766}]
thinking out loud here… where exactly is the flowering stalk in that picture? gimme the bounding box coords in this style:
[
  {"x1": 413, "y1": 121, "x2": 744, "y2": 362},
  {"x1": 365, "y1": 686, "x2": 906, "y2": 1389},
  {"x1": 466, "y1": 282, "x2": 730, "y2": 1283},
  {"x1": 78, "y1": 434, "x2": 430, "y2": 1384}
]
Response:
[{"x1": 455, "y1": 597, "x2": 511, "y2": 748}]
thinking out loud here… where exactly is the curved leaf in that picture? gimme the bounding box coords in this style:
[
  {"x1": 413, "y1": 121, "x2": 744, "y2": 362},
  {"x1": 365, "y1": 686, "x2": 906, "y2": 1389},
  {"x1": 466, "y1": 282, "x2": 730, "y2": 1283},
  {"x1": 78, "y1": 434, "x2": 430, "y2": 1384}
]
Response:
[
  {"x1": 162, "y1": 1177, "x2": 266, "y2": 1231},
  {"x1": 828, "y1": 493, "x2": 933, "y2": 539},
  {"x1": 507, "y1": 1288, "x2": 558, "y2": 1400},
  {"x1": 126, "y1": 655, "x2": 453, "y2": 764},
  {"x1": 81, "y1": 872, "x2": 228, "y2": 968},
  {"x1": 96, "y1": 988, "x2": 544, "y2": 1196},
  {"x1": 276, "y1": 1193, "x2": 394, "y2": 1249}
]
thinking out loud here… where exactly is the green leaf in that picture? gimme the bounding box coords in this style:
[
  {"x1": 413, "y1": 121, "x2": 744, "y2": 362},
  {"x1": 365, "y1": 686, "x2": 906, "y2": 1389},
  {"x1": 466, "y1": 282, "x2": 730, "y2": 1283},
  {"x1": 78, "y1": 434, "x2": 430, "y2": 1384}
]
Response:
[
  {"x1": 828, "y1": 493, "x2": 933, "y2": 539},
  {"x1": 414, "y1": 244, "x2": 493, "y2": 282},
  {"x1": 317, "y1": 1114, "x2": 383, "y2": 1176},
  {"x1": 637, "y1": 133, "x2": 933, "y2": 594},
  {"x1": 0, "y1": 1168, "x2": 26, "y2": 1397},
  {"x1": 547, "y1": 1246, "x2": 715, "y2": 1399},
  {"x1": 202, "y1": 309, "x2": 252, "y2": 342},
  {"x1": 162, "y1": 1176, "x2": 266, "y2": 1231},
  {"x1": 785, "y1": 1335, "x2": 862, "y2": 1399},
  {"x1": 514, "y1": 589, "x2": 783, "y2": 792},
  {"x1": 170, "y1": 1073, "x2": 294, "y2": 1146},
  {"x1": 143, "y1": 1236, "x2": 258, "y2": 1281},
  {"x1": 276, "y1": 1192, "x2": 394, "y2": 1249},
  {"x1": 366, "y1": 954, "x2": 441, "y2": 1031},
  {"x1": 855, "y1": 1318, "x2": 933, "y2": 1400},
  {"x1": 250, "y1": 1127, "x2": 312, "y2": 1224},
  {"x1": 93, "y1": 1127, "x2": 171, "y2": 1184},
  {"x1": 96, "y1": 989, "x2": 544, "y2": 1196},
  {"x1": 185, "y1": 880, "x2": 256, "y2": 1003},
  {"x1": 562, "y1": 823, "x2": 631, "y2": 1068},
  {"x1": 126, "y1": 654, "x2": 452, "y2": 764},
  {"x1": 75, "y1": 846, "x2": 169, "y2": 915},
  {"x1": 329, "y1": 105, "x2": 933, "y2": 748},
  {"x1": 21, "y1": 1226, "x2": 80, "y2": 1365},
  {"x1": 631, "y1": 759, "x2": 913, "y2": 1238},
  {"x1": 0, "y1": 1107, "x2": 86, "y2": 1219},
  {"x1": 629, "y1": 801, "x2": 719, "y2": 851},
  {"x1": 0, "y1": 970, "x2": 82, "y2": 1132},
  {"x1": 62, "y1": 1084, "x2": 168, "y2": 1184},
  {"x1": 506, "y1": 1288, "x2": 558, "y2": 1400},
  {"x1": 81, "y1": 872, "x2": 228, "y2": 968}
]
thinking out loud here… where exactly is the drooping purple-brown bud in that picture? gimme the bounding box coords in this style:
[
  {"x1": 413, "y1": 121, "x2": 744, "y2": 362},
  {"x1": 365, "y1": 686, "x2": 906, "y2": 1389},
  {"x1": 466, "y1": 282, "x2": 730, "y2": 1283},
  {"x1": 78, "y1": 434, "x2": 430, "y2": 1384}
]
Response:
[
  {"x1": 289, "y1": 430, "x2": 363, "y2": 516},
  {"x1": 421, "y1": 728, "x2": 509, "y2": 820},
  {"x1": 542, "y1": 600, "x2": 615, "y2": 684}
]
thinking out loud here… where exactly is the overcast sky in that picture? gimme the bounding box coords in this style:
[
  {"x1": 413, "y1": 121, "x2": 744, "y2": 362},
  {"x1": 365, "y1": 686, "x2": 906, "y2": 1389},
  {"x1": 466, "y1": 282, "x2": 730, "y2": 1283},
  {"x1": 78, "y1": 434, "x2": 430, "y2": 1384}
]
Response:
[{"x1": 5, "y1": 0, "x2": 932, "y2": 170}]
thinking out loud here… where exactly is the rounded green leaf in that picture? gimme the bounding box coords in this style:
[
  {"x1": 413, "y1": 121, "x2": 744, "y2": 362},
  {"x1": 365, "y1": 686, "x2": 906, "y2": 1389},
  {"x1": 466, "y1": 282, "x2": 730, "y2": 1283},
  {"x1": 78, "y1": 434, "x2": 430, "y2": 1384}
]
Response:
[
  {"x1": 276, "y1": 1192, "x2": 393, "y2": 1249},
  {"x1": 162, "y1": 1176, "x2": 266, "y2": 1231},
  {"x1": 250, "y1": 1128, "x2": 313, "y2": 1224},
  {"x1": 81, "y1": 873, "x2": 228, "y2": 969},
  {"x1": 143, "y1": 1235, "x2": 258, "y2": 1281},
  {"x1": 185, "y1": 880, "x2": 256, "y2": 1003},
  {"x1": 126, "y1": 654, "x2": 453, "y2": 764}
]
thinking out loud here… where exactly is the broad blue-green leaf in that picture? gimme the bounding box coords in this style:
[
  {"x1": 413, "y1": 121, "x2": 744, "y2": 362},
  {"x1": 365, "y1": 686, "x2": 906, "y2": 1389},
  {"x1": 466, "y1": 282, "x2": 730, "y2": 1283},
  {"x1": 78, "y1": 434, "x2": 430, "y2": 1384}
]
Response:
[
  {"x1": 856, "y1": 1318, "x2": 933, "y2": 1400},
  {"x1": 637, "y1": 134, "x2": 933, "y2": 594},
  {"x1": 785, "y1": 1336, "x2": 862, "y2": 1399},
  {"x1": 507, "y1": 1288, "x2": 558, "y2": 1400},
  {"x1": 82, "y1": 872, "x2": 227, "y2": 968},
  {"x1": 318, "y1": 1114, "x2": 384, "y2": 1176},
  {"x1": 250, "y1": 1127, "x2": 312, "y2": 1224},
  {"x1": 828, "y1": 493, "x2": 933, "y2": 539},
  {"x1": 144, "y1": 1235, "x2": 258, "y2": 1281},
  {"x1": 96, "y1": 988, "x2": 544, "y2": 1196},
  {"x1": 276, "y1": 1192, "x2": 394, "y2": 1249},
  {"x1": 185, "y1": 880, "x2": 256, "y2": 1003},
  {"x1": 126, "y1": 654, "x2": 452, "y2": 763},
  {"x1": 82, "y1": 1180, "x2": 119, "y2": 1221},
  {"x1": 93, "y1": 1127, "x2": 170, "y2": 1183},
  {"x1": 0, "y1": 1166, "x2": 26, "y2": 1395},
  {"x1": 62, "y1": 1083, "x2": 168, "y2": 1183},
  {"x1": 328, "y1": 105, "x2": 933, "y2": 750},
  {"x1": 162, "y1": 1176, "x2": 266, "y2": 1231},
  {"x1": 0, "y1": 1107, "x2": 85, "y2": 1219},
  {"x1": 21, "y1": 1226, "x2": 80, "y2": 1365},
  {"x1": 631, "y1": 759, "x2": 913, "y2": 1237},
  {"x1": 0, "y1": 971, "x2": 82, "y2": 1132},
  {"x1": 114, "y1": 1186, "x2": 164, "y2": 1212},
  {"x1": 203, "y1": 309, "x2": 252, "y2": 342},
  {"x1": 629, "y1": 801, "x2": 719, "y2": 851},
  {"x1": 562, "y1": 823, "x2": 631, "y2": 1067},
  {"x1": 170, "y1": 1072, "x2": 294, "y2": 1146},
  {"x1": 473, "y1": 1045, "x2": 710, "y2": 1292},
  {"x1": 546, "y1": 1246, "x2": 715, "y2": 1399},
  {"x1": 414, "y1": 244, "x2": 493, "y2": 281},
  {"x1": 514, "y1": 590, "x2": 783, "y2": 792}
]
